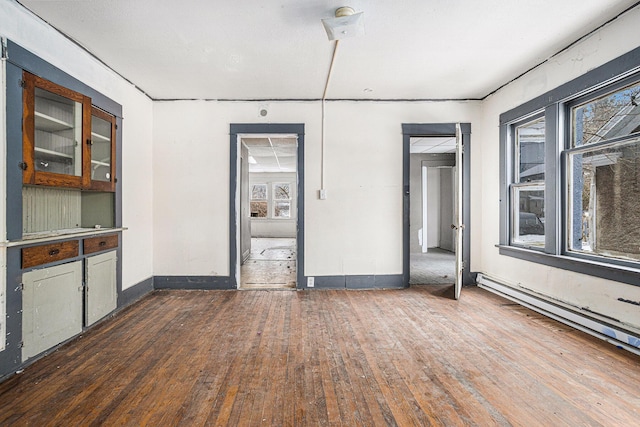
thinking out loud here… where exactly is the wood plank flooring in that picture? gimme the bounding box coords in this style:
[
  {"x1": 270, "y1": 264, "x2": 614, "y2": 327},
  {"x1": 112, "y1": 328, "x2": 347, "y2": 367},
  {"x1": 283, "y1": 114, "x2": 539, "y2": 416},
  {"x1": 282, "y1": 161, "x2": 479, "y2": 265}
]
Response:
[
  {"x1": 241, "y1": 238, "x2": 296, "y2": 289},
  {"x1": 1, "y1": 286, "x2": 639, "y2": 426}
]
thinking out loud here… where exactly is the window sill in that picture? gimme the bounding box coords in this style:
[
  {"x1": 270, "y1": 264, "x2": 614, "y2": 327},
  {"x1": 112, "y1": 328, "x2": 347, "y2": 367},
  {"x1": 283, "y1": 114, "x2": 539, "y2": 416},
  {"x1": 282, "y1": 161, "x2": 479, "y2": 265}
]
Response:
[{"x1": 497, "y1": 244, "x2": 640, "y2": 287}]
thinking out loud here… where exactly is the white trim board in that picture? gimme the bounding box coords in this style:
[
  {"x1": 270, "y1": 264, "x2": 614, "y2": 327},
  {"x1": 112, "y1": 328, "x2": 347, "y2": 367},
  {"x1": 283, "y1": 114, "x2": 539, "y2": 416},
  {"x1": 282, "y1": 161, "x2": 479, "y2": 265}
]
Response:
[{"x1": 477, "y1": 273, "x2": 640, "y2": 356}]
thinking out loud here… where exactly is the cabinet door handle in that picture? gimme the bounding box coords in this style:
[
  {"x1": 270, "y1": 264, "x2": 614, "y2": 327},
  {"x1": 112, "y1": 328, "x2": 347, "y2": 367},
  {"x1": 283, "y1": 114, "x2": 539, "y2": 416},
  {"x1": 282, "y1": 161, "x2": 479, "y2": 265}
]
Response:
[
  {"x1": 99, "y1": 241, "x2": 107, "y2": 247},
  {"x1": 49, "y1": 249, "x2": 60, "y2": 256}
]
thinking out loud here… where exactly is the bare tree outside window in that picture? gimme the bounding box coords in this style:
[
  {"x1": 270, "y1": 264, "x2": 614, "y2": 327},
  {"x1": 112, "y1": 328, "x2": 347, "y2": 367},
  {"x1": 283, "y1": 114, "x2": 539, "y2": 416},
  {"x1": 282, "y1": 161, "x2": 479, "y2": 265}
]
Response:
[
  {"x1": 569, "y1": 81, "x2": 640, "y2": 261},
  {"x1": 250, "y1": 184, "x2": 267, "y2": 218},
  {"x1": 273, "y1": 183, "x2": 291, "y2": 218}
]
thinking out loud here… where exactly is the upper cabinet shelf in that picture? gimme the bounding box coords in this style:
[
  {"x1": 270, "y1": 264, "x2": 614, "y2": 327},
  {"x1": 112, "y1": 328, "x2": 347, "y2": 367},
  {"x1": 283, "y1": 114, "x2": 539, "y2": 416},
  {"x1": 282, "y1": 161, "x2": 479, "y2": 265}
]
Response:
[
  {"x1": 22, "y1": 72, "x2": 116, "y2": 191},
  {"x1": 34, "y1": 111, "x2": 73, "y2": 133}
]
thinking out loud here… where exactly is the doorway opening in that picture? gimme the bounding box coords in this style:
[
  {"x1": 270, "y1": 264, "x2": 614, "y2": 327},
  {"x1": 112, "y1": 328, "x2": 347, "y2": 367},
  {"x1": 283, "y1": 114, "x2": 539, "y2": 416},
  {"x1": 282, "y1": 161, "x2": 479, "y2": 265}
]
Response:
[
  {"x1": 402, "y1": 123, "x2": 472, "y2": 299},
  {"x1": 230, "y1": 123, "x2": 305, "y2": 290},
  {"x1": 409, "y1": 136, "x2": 457, "y2": 285},
  {"x1": 241, "y1": 136, "x2": 297, "y2": 289}
]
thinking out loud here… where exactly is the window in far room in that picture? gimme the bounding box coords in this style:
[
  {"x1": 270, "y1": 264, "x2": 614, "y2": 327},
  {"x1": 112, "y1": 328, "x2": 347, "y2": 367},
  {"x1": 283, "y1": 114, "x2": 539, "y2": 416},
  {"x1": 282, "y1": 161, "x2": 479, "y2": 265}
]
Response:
[
  {"x1": 250, "y1": 184, "x2": 268, "y2": 218},
  {"x1": 273, "y1": 183, "x2": 291, "y2": 219}
]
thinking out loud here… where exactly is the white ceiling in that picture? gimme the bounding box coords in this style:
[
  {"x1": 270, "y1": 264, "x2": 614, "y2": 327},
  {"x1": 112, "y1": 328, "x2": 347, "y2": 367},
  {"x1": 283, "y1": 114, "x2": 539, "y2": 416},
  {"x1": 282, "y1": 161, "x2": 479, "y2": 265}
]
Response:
[
  {"x1": 18, "y1": 0, "x2": 638, "y2": 100},
  {"x1": 243, "y1": 137, "x2": 297, "y2": 173},
  {"x1": 410, "y1": 137, "x2": 457, "y2": 154}
]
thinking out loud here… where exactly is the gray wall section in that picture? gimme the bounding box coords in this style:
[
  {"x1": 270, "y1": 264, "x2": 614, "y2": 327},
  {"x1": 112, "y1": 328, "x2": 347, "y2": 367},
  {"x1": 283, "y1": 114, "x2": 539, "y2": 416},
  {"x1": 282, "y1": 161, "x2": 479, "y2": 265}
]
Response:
[
  {"x1": 154, "y1": 276, "x2": 232, "y2": 290},
  {"x1": 0, "y1": 248, "x2": 22, "y2": 380},
  {"x1": 314, "y1": 275, "x2": 404, "y2": 289},
  {"x1": 119, "y1": 278, "x2": 154, "y2": 308},
  {"x1": 6, "y1": 63, "x2": 23, "y2": 241}
]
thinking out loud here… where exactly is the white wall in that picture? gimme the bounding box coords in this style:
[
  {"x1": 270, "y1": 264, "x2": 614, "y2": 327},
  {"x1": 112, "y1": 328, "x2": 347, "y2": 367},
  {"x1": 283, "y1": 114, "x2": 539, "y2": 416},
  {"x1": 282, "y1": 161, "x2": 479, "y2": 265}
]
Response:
[
  {"x1": 0, "y1": 1, "x2": 154, "y2": 290},
  {"x1": 439, "y1": 168, "x2": 455, "y2": 252},
  {"x1": 153, "y1": 100, "x2": 481, "y2": 276},
  {"x1": 426, "y1": 167, "x2": 441, "y2": 247},
  {"x1": 475, "y1": 7, "x2": 640, "y2": 330}
]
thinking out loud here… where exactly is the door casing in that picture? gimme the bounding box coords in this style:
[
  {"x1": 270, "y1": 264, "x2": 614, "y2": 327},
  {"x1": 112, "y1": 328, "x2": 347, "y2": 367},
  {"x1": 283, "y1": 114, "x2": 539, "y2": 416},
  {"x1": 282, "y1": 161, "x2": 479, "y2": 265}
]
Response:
[
  {"x1": 229, "y1": 124, "x2": 305, "y2": 289},
  {"x1": 402, "y1": 123, "x2": 473, "y2": 288}
]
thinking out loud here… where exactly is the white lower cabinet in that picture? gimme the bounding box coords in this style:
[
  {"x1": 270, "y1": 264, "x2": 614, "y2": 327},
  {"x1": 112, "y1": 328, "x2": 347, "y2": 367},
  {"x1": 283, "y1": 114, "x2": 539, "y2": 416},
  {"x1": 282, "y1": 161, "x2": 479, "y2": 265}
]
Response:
[
  {"x1": 21, "y1": 250, "x2": 117, "y2": 362},
  {"x1": 22, "y1": 260, "x2": 83, "y2": 362},
  {"x1": 85, "y1": 250, "x2": 117, "y2": 326}
]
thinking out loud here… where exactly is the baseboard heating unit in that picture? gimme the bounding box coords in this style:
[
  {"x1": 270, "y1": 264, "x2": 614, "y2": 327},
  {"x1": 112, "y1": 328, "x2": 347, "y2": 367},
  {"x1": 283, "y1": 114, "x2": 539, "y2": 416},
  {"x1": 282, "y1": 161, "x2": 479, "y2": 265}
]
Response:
[{"x1": 476, "y1": 273, "x2": 640, "y2": 356}]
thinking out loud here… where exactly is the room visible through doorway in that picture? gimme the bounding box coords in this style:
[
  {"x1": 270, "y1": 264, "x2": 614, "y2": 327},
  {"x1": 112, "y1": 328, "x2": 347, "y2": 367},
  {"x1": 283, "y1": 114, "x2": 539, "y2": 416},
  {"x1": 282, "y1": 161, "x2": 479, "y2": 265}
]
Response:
[
  {"x1": 409, "y1": 136, "x2": 457, "y2": 285},
  {"x1": 239, "y1": 136, "x2": 298, "y2": 289}
]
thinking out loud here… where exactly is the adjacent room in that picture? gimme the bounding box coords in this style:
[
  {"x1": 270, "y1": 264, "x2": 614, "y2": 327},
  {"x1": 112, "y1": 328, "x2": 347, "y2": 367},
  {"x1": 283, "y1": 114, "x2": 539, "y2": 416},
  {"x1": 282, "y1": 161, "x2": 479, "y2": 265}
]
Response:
[{"x1": 1, "y1": 0, "x2": 639, "y2": 424}]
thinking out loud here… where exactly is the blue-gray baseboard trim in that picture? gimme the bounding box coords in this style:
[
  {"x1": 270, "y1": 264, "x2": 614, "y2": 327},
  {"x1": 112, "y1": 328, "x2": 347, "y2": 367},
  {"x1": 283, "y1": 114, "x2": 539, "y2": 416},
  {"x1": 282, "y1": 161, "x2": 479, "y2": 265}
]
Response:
[
  {"x1": 154, "y1": 275, "x2": 233, "y2": 290},
  {"x1": 119, "y1": 277, "x2": 154, "y2": 308},
  {"x1": 311, "y1": 274, "x2": 405, "y2": 290}
]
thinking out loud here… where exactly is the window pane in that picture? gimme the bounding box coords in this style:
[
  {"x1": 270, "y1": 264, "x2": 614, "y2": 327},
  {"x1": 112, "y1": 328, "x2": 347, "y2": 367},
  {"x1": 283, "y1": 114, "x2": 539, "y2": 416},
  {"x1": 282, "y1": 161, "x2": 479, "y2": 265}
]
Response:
[
  {"x1": 251, "y1": 184, "x2": 267, "y2": 200},
  {"x1": 274, "y1": 201, "x2": 290, "y2": 218},
  {"x1": 274, "y1": 183, "x2": 291, "y2": 200},
  {"x1": 512, "y1": 186, "x2": 545, "y2": 246},
  {"x1": 516, "y1": 117, "x2": 545, "y2": 182},
  {"x1": 91, "y1": 114, "x2": 112, "y2": 182},
  {"x1": 572, "y1": 81, "x2": 640, "y2": 147},
  {"x1": 34, "y1": 88, "x2": 83, "y2": 176},
  {"x1": 568, "y1": 139, "x2": 640, "y2": 261},
  {"x1": 250, "y1": 201, "x2": 267, "y2": 218}
]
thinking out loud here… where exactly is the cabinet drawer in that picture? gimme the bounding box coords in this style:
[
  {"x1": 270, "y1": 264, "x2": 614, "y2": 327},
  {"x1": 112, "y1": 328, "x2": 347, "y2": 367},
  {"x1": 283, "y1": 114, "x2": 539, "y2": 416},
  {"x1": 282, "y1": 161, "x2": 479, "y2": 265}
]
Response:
[
  {"x1": 22, "y1": 240, "x2": 79, "y2": 269},
  {"x1": 84, "y1": 234, "x2": 118, "y2": 255}
]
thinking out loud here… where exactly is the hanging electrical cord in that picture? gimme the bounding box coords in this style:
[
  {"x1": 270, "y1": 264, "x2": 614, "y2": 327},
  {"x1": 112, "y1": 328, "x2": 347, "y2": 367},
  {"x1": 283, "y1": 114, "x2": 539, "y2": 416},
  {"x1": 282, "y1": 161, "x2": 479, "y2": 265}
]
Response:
[{"x1": 320, "y1": 39, "x2": 340, "y2": 195}]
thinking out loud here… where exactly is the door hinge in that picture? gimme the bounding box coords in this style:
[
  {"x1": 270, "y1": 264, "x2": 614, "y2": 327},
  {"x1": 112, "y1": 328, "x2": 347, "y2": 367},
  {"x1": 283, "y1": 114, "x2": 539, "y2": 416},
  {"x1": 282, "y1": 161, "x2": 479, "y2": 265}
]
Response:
[
  {"x1": 19, "y1": 79, "x2": 26, "y2": 89},
  {"x1": 18, "y1": 341, "x2": 24, "y2": 348},
  {"x1": 17, "y1": 283, "x2": 24, "y2": 291}
]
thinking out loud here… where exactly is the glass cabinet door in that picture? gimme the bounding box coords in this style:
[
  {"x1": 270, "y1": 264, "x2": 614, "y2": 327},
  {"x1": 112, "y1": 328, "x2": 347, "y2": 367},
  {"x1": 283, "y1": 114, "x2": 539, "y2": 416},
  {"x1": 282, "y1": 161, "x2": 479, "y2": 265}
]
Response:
[
  {"x1": 23, "y1": 72, "x2": 89, "y2": 188},
  {"x1": 89, "y1": 107, "x2": 116, "y2": 191},
  {"x1": 33, "y1": 87, "x2": 83, "y2": 176}
]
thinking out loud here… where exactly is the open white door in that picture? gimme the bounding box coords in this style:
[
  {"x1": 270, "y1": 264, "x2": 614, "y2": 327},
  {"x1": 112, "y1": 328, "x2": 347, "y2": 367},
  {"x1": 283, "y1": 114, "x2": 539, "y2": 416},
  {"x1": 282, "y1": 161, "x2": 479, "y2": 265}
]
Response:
[{"x1": 453, "y1": 123, "x2": 464, "y2": 299}]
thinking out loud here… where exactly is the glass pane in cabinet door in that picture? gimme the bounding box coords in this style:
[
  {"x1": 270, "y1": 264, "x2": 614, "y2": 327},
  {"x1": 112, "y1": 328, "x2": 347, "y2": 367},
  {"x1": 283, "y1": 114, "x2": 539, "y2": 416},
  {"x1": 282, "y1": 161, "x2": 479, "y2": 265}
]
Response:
[
  {"x1": 34, "y1": 87, "x2": 83, "y2": 176},
  {"x1": 91, "y1": 114, "x2": 112, "y2": 182}
]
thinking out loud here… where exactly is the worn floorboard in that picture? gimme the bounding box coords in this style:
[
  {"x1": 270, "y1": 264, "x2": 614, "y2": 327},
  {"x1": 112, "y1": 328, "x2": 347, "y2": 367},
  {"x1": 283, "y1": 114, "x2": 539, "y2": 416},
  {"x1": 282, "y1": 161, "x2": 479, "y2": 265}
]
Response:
[{"x1": 1, "y1": 286, "x2": 639, "y2": 426}]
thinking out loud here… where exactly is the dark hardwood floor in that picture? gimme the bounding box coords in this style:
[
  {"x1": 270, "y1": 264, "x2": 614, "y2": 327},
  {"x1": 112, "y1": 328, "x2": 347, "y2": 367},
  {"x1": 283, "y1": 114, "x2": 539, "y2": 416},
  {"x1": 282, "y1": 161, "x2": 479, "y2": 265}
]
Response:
[{"x1": 1, "y1": 286, "x2": 639, "y2": 426}]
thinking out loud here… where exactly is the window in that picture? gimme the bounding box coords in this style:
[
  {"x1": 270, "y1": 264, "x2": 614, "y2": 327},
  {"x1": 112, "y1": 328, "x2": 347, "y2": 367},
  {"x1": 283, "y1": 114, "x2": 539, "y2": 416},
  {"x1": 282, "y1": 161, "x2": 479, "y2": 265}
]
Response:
[
  {"x1": 250, "y1": 184, "x2": 267, "y2": 218},
  {"x1": 249, "y1": 181, "x2": 294, "y2": 219},
  {"x1": 273, "y1": 183, "x2": 291, "y2": 218},
  {"x1": 566, "y1": 81, "x2": 640, "y2": 262},
  {"x1": 510, "y1": 116, "x2": 546, "y2": 247},
  {"x1": 499, "y1": 47, "x2": 640, "y2": 286}
]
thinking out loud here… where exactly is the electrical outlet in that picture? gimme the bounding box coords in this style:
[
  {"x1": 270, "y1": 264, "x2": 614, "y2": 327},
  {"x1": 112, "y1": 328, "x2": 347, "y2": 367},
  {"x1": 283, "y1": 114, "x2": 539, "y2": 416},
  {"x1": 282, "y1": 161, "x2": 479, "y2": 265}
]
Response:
[{"x1": 307, "y1": 276, "x2": 315, "y2": 287}]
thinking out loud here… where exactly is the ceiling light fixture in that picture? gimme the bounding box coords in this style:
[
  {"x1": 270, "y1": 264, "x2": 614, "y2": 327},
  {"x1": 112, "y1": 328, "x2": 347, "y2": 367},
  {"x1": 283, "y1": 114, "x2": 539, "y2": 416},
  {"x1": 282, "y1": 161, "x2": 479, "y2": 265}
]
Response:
[{"x1": 321, "y1": 6, "x2": 365, "y2": 40}]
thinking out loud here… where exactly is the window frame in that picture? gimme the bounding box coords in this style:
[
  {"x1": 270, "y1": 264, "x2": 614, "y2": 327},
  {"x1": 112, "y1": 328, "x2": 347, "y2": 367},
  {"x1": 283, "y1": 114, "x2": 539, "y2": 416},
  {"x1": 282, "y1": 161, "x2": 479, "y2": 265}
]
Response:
[
  {"x1": 272, "y1": 182, "x2": 292, "y2": 219},
  {"x1": 250, "y1": 183, "x2": 268, "y2": 218},
  {"x1": 508, "y1": 112, "x2": 547, "y2": 250},
  {"x1": 249, "y1": 181, "x2": 295, "y2": 220},
  {"x1": 499, "y1": 46, "x2": 640, "y2": 287}
]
